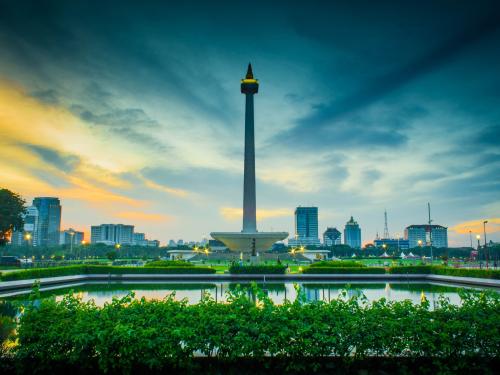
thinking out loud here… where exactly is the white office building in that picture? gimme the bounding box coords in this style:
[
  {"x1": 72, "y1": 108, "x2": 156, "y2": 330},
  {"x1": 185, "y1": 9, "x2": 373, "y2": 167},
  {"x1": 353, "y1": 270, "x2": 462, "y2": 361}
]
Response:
[{"x1": 91, "y1": 224, "x2": 134, "y2": 245}]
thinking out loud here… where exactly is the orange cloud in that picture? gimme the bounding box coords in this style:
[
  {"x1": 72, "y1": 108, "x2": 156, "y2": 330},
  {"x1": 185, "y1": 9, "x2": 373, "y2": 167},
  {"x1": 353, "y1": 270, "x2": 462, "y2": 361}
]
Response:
[
  {"x1": 142, "y1": 178, "x2": 189, "y2": 198},
  {"x1": 220, "y1": 207, "x2": 291, "y2": 221},
  {"x1": 0, "y1": 80, "x2": 149, "y2": 208},
  {"x1": 450, "y1": 218, "x2": 500, "y2": 234},
  {"x1": 115, "y1": 211, "x2": 173, "y2": 222}
]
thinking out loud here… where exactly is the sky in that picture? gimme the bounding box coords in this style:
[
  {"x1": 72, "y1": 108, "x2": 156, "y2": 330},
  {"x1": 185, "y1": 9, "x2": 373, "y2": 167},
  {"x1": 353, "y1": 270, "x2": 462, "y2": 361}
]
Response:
[{"x1": 0, "y1": 0, "x2": 499, "y2": 247}]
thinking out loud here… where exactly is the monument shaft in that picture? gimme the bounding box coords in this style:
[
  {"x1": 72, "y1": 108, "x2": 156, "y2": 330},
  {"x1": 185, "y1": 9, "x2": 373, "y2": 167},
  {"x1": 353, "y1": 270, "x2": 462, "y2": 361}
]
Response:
[
  {"x1": 241, "y1": 63, "x2": 259, "y2": 233},
  {"x1": 243, "y1": 92, "x2": 256, "y2": 232}
]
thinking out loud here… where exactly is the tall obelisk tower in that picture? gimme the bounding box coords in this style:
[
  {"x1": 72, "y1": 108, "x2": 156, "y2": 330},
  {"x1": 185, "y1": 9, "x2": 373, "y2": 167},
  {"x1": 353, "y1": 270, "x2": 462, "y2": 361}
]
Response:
[
  {"x1": 241, "y1": 63, "x2": 258, "y2": 233},
  {"x1": 210, "y1": 65, "x2": 287, "y2": 254}
]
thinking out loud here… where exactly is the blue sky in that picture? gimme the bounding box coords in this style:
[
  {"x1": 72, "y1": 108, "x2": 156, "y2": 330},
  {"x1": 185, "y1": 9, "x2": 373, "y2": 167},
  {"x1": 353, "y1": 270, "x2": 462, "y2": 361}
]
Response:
[{"x1": 0, "y1": 0, "x2": 499, "y2": 245}]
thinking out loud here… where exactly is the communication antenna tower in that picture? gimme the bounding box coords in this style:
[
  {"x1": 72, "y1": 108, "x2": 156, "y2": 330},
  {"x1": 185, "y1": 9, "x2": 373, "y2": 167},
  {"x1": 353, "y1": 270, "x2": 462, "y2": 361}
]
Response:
[{"x1": 383, "y1": 209, "x2": 390, "y2": 239}]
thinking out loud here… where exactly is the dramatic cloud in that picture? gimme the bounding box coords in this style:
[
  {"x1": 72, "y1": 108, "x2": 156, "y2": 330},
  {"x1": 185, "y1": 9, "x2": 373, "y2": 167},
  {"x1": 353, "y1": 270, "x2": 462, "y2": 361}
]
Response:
[
  {"x1": 20, "y1": 144, "x2": 80, "y2": 173},
  {"x1": 0, "y1": 1, "x2": 499, "y2": 245},
  {"x1": 450, "y1": 218, "x2": 500, "y2": 235}
]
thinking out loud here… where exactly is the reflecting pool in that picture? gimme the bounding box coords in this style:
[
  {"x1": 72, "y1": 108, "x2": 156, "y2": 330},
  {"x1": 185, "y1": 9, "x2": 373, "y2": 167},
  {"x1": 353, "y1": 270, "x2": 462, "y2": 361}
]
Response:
[{"x1": 2, "y1": 281, "x2": 498, "y2": 307}]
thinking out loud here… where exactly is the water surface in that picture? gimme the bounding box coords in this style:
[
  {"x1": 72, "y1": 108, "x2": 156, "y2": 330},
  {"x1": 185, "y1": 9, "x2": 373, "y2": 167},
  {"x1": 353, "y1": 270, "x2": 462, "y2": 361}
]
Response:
[{"x1": 2, "y1": 281, "x2": 497, "y2": 307}]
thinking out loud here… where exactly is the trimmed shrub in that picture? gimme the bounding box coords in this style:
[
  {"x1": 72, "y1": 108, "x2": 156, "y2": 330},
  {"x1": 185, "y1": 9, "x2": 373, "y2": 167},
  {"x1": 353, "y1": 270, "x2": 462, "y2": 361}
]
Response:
[
  {"x1": 432, "y1": 267, "x2": 500, "y2": 279},
  {"x1": 144, "y1": 260, "x2": 193, "y2": 268},
  {"x1": 0, "y1": 265, "x2": 215, "y2": 281},
  {"x1": 229, "y1": 264, "x2": 287, "y2": 274},
  {"x1": 309, "y1": 260, "x2": 366, "y2": 268},
  {"x1": 0, "y1": 265, "x2": 87, "y2": 281},
  {"x1": 302, "y1": 267, "x2": 385, "y2": 274},
  {"x1": 388, "y1": 265, "x2": 500, "y2": 279},
  {"x1": 388, "y1": 265, "x2": 436, "y2": 274}
]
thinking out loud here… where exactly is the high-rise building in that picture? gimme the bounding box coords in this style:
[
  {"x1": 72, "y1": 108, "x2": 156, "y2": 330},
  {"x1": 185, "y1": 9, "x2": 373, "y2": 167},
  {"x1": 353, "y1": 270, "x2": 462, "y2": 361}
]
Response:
[
  {"x1": 11, "y1": 205, "x2": 39, "y2": 246},
  {"x1": 133, "y1": 232, "x2": 146, "y2": 245},
  {"x1": 404, "y1": 225, "x2": 448, "y2": 248},
  {"x1": 91, "y1": 224, "x2": 134, "y2": 245},
  {"x1": 344, "y1": 216, "x2": 361, "y2": 249},
  {"x1": 289, "y1": 206, "x2": 320, "y2": 246},
  {"x1": 33, "y1": 197, "x2": 61, "y2": 246},
  {"x1": 132, "y1": 232, "x2": 160, "y2": 247},
  {"x1": 323, "y1": 227, "x2": 342, "y2": 246},
  {"x1": 60, "y1": 228, "x2": 84, "y2": 246}
]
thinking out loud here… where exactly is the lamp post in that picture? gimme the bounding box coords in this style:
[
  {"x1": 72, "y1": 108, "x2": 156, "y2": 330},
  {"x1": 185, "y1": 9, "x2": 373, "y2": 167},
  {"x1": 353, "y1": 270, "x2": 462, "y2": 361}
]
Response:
[
  {"x1": 483, "y1": 221, "x2": 488, "y2": 269},
  {"x1": 69, "y1": 231, "x2": 75, "y2": 259},
  {"x1": 476, "y1": 235, "x2": 481, "y2": 268},
  {"x1": 81, "y1": 240, "x2": 86, "y2": 260},
  {"x1": 24, "y1": 233, "x2": 32, "y2": 260}
]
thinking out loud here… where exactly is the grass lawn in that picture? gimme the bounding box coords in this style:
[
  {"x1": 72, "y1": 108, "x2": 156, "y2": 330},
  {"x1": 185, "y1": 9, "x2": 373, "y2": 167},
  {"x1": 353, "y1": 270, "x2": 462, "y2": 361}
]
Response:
[{"x1": 0, "y1": 258, "x2": 450, "y2": 278}]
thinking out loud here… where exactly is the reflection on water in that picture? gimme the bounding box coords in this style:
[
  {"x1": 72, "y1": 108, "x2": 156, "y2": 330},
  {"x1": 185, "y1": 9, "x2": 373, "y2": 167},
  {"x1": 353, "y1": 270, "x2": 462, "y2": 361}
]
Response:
[{"x1": 2, "y1": 281, "x2": 495, "y2": 307}]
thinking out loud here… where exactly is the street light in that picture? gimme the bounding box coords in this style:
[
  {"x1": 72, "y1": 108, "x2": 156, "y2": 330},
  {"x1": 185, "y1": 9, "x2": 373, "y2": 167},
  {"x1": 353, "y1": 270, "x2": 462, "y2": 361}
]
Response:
[
  {"x1": 69, "y1": 231, "x2": 75, "y2": 258},
  {"x1": 81, "y1": 240, "x2": 87, "y2": 260},
  {"x1": 476, "y1": 235, "x2": 481, "y2": 268},
  {"x1": 483, "y1": 221, "x2": 488, "y2": 269},
  {"x1": 23, "y1": 233, "x2": 32, "y2": 259}
]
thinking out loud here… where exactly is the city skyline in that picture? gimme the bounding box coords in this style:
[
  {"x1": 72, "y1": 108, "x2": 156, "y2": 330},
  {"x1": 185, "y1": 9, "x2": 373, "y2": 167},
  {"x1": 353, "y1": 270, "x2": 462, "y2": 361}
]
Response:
[{"x1": 1, "y1": 1, "x2": 499, "y2": 247}]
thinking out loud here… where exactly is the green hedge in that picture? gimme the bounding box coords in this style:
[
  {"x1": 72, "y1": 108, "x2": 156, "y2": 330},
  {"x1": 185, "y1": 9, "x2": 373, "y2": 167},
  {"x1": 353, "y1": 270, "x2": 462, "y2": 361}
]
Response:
[
  {"x1": 144, "y1": 260, "x2": 194, "y2": 267},
  {"x1": 309, "y1": 260, "x2": 366, "y2": 268},
  {"x1": 388, "y1": 265, "x2": 436, "y2": 274},
  {"x1": 0, "y1": 265, "x2": 215, "y2": 281},
  {"x1": 388, "y1": 265, "x2": 500, "y2": 279},
  {"x1": 229, "y1": 264, "x2": 287, "y2": 274},
  {"x1": 302, "y1": 267, "x2": 386, "y2": 274},
  {"x1": 432, "y1": 267, "x2": 500, "y2": 279},
  {"x1": 7, "y1": 286, "x2": 500, "y2": 373}
]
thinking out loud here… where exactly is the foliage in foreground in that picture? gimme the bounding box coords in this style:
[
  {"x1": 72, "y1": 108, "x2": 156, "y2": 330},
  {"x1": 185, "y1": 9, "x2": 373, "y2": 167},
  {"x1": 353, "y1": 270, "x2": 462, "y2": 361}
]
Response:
[
  {"x1": 0, "y1": 264, "x2": 215, "y2": 281},
  {"x1": 7, "y1": 285, "x2": 500, "y2": 373},
  {"x1": 228, "y1": 264, "x2": 288, "y2": 274}
]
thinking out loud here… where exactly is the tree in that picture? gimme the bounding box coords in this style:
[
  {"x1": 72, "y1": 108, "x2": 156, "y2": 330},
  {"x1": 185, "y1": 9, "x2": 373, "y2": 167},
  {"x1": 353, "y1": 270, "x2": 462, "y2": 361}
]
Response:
[
  {"x1": 0, "y1": 188, "x2": 26, "y2": 247},
  {"x1": 106, "y1": 251, "x2": 118, "y2": 261}
]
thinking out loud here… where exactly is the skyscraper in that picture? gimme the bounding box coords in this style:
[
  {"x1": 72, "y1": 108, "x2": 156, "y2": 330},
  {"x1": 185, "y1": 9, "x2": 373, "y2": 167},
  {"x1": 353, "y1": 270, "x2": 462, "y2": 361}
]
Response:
[
  {"x1": 323, "y1": 227, "x2": 342, "y2": 246},
  {"x1": 289, "y1": 206, "x2": 320, "y2": 246},
  {"x1": 344, "y1": 216, "x2": 361, "y2": 249},
  {"x1": 91, "y1": 224, "x2": 134, "y2": 245},
  {"x1": 33, "y1": 197, "x2": 61, "y2": 246}
]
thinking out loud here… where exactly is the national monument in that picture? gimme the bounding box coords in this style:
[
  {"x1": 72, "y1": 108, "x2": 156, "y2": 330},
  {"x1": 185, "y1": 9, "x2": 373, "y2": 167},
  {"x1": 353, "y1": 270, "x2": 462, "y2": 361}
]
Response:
[{"x1": 211, "y1": 65, "x2": 288, "y2": 255}]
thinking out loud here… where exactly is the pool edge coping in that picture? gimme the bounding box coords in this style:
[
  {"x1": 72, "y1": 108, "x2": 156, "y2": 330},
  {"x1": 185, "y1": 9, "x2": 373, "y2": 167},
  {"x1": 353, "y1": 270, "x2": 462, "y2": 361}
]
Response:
[{"x1": 1, "y1": 273, "x2": 499, "y2": 293}]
